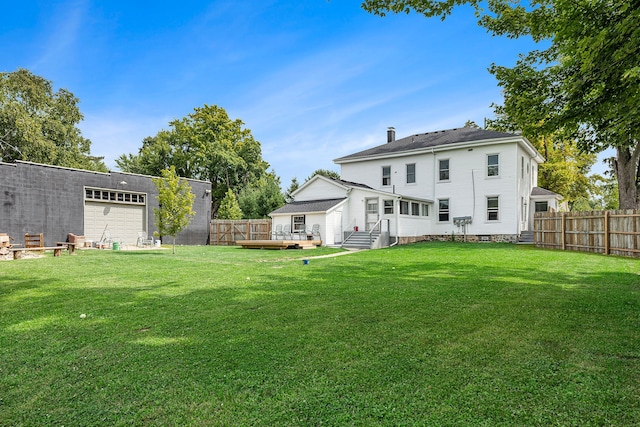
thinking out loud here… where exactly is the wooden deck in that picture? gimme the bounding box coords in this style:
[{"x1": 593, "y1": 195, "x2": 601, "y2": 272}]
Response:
[{"x1": 236, "y1": 239, "x2": 322, "y2": 250}]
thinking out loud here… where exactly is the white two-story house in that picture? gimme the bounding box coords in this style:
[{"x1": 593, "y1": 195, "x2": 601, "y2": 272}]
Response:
[{"x1": 270, "y1": 127, "x2": 563, "y2": 247}]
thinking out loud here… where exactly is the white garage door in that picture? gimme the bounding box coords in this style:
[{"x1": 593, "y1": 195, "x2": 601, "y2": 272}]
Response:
[{"x1": 84, "y1": 201, "x2": 146, "y2": 245}]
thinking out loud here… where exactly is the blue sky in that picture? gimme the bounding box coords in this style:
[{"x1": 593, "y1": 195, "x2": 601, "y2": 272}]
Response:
[{"x1": 2, "y1": 1, "x2": 610, "y2": 187}]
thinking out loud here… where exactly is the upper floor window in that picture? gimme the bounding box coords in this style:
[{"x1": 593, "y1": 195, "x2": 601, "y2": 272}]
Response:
[
  {"x1": 487, "y1": 154, "x2": 499, "y2": 177},
  {"x1": 487, "y1": 196, "x2": 499, "y2": 221},
  {"x1": 438, "y1": 199, "x2": 450, "y2": 222},
  {"x1": 382, "y1": 166, "x2": 391, "y2": 186},
  {"x1": 406, "y1": 163, "x2": 416, "y2": 184},
  {"x1": 439, "y1": 159, "x2": 450, "y2": 181}
]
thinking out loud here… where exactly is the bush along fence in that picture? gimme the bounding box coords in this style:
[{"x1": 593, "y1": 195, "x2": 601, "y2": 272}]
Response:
[
  {"x1": 210, "y1": 220, "x2": 272, "y2": 246},
  {"x1": 534, "y1": 210, "x2": 640, "y2": 258}
]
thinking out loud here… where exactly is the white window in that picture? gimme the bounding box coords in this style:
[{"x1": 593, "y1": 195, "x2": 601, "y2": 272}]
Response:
[
  {"x1": 521, "y1": 156, "x2": 524, "y2": 178},
  {"x1": 421, "y1": 203, "x2": 429, "y2": 217},
  {"x1": 487, "y1": 196, "x2": 499, "y2": 221},
  {"x1": 535, "y1": 201, "x2": 549, "y2": 212},
  {"x1": 487, "y1": 154, "x2": 499, "y2": 177},
  {"x1": 406, "y1": 163, "x2": 416, "y2": 184},
  {"x1": 411, "y1": 202, "x2": 420, "y2": 216},
  {"x1": 400, "y1": 201, "x2": 409, "y2": 215},
  {"x1": 292, "y1": 215, "x2": 305, "y2": 231},
  {"x1": 439, "y1": 159, "x2": 450, "y2": 181},
  {"x1": 382, "y1": 166, "x2": 391, "y2": 186},
  {"x1": 85, "y1": 187, "x2": 146, "y2": 205},
  {"x1": 438, "y1": 199, "x2": 450, "y2": 222},
  {"x1": 384, "y1": 200, "x2": 394, "y2": 214}
]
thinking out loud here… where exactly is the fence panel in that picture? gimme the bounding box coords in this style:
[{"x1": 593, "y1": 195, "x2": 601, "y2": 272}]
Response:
[
  {"x1": 210, "y1": 220, "x2": 272, "y2": 245},
  {"x1": 534, "y1": 210, "x2": 640, "y2": 257}
]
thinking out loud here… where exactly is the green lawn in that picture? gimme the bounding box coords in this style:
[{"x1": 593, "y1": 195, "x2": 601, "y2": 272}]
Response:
[{"x1": 1, "y1": 243, "x2": 639, "y2": 426}]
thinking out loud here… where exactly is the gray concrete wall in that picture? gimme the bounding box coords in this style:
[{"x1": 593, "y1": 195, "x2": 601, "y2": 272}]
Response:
[{"x1": 0, "y1": 161, "x2": 211, "y2": 246}]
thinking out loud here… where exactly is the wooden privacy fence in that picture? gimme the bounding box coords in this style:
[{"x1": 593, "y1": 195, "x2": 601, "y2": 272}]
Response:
[
  {"x1": 534, "y1": 210, "x2": 640, "y2": 257},
  {"x1": 210, "y1": 220, "x2": 271, "y2": 246}
]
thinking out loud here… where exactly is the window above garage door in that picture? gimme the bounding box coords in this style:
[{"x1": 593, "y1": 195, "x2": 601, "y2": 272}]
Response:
[{"x1": 85, "y1": 187, "x2": 147, "y2": 205}]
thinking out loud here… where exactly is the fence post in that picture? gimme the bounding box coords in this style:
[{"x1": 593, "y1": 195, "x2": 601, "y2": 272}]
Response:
[
  {"x1": 604, "y1": 210, "x2": 610, "y2": 255},
  {"x1": 561, "y1": 212, "x2": 566, "y2": 251}
]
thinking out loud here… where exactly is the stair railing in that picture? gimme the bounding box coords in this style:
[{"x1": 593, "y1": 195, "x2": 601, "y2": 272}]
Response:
[
  {"x1": 368, "y1": 218, "x2": 387, "y2": 247},
  {"x1": 344, "y1": 218, "x2": 358, "y2": 243}
]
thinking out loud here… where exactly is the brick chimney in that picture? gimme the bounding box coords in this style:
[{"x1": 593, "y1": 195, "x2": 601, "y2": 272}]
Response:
[{"x1": 387, "y1": 127, "x2": 395, "y2": 143}]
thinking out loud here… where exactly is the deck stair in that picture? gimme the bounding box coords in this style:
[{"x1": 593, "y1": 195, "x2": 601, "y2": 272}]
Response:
[
  {"x1": 342, "y1": 231, "x2": 381, "y2": 249},
  {"x1": 518, "y1": 231, "x2": 534, "y2": 244}
]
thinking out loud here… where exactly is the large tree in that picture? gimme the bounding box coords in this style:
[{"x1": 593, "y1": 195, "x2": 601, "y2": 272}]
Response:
[
  {"x1": 362, "y1": 0, "x2": 640, "y2": 208},
  {"x1": 117, "y1": 104, "x2": 269, "y2": 216},
  {"x1": 487, "y1": 115, "x2": 596, "y2": 209},
  {"x1": 237, "y1": 171, "x2": 285, "y2": 218},
  {"x1": 0, "y1": 68, "x2": 107, "y2": 171}
]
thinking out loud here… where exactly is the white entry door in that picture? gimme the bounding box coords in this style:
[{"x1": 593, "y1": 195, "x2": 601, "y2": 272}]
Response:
[{"x1": 365, "y1": 198, "x2": 379, "y2": 231}]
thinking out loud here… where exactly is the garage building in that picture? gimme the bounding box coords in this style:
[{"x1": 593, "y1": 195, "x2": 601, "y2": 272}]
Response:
[{"x1": 1, "y1": 161, "x2": 211, "y2": 247}]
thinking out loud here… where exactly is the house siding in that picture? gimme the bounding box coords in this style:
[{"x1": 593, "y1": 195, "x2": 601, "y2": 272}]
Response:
[{"x1": 340, "y1": 140, "x2": 531, "y2": 237}]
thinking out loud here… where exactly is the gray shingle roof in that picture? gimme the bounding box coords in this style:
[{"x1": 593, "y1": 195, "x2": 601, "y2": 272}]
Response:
[
  {"x1": 334, "y1": 127, "x2": 519, "y2": 161},
  {"x1": 270, "y1": 198, "x2": 347, "y2": 215},
  {"x1": 332, "y1": 178, "x2": 373, "y2": 190},
  {"x1": 531, "y1": 187, "x2": 561, "y2": 197}
]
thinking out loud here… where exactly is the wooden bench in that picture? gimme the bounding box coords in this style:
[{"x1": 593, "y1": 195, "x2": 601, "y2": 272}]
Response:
[
  {"x1": 56, "y1": 242, "x2": 76, "y2": 255},
  {"x1": 11, "y1": 246, "x2": 65, "y2": 259}
]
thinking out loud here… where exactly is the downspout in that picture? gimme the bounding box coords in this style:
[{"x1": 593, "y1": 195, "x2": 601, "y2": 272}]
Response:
[
  {"x1": 391, "y1": 195, "x2": 400, "y2": 246},
  {"x1": 431, "y1": 148, "x2": 436, "y2": 201}
]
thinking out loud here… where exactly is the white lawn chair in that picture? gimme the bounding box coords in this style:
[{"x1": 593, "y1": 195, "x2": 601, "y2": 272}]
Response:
[
  {"x1": 308, "y1": 224, "x2": 321, "y2": 240},
  {"x1": 137, "y1": 231, "x2": 153, "y2": 247},
  {"x1": 271, "y1": 224, "x2": 283, "y2": 240}
]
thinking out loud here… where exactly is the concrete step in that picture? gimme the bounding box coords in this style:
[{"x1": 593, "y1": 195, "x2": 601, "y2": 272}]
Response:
[
  {"x1": 518, "y1": 231, "x2": 534, "y2": 244},
  {"x1": 342, "y1": 232, "x2": 380, "y2": 249}
]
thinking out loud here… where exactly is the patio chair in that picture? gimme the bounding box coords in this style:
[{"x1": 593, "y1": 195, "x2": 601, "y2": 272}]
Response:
[
  {"x1": 308, "y1": 224, "x2": 321, "y2": 240},
  {"x1": 283, "y1": 224, "x2": 292, "y2": 240},
  {"x1": 137, "y1": 231, "x2": 153, "y2": 248},
  {"x1": 271, "y1": 224, "x2": 283, "y2": 240}
]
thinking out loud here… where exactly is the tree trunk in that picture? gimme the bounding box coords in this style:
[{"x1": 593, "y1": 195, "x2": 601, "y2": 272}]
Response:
[
  {"x1": 615, "y1": 144, "x2": 640, "y2": 209},
  {"x1": 172, "y1": 236, "x2": 176, "y2": 254}
]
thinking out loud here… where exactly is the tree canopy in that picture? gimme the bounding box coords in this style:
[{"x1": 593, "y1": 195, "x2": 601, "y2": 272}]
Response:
[
  {"x1": 362, "y1": 0, "x2": 640, "y2": 208},
  {"x1": 305, "y1": 168, "x2": 341, "y2": 182},
  {"x1": 117, "y1": 104, "x2": 270, "y2": 216},
  {"x1": 487, "y1": 115, "x2": 596, "y2": 209},
  {"x1": 237, "y1": 171, "x2": 285, "y2": 219},
  {"x1": 152, "y1": 166, "x2": 196, "y2": 254},
  {"x1": 0, "y1": 69, "x2": 107, "y2": 171}
]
